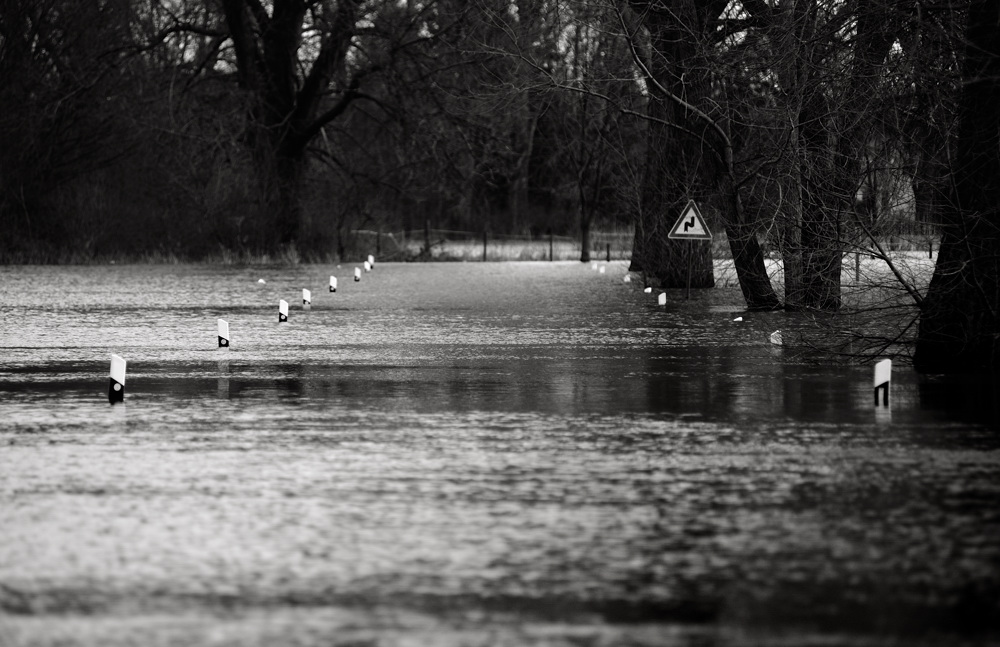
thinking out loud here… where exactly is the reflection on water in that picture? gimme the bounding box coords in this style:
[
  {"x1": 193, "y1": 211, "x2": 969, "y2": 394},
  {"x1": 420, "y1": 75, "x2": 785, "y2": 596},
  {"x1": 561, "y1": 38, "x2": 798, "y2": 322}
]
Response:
[{"x1": 0, "y1": 263, "x2": 998, "y2": 646}]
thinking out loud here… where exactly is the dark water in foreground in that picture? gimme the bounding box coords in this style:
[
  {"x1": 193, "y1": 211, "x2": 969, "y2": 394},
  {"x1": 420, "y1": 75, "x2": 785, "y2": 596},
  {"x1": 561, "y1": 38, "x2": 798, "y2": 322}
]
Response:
[{"x1": 0, "y1": 263, "x2": 998, "y2": 647}]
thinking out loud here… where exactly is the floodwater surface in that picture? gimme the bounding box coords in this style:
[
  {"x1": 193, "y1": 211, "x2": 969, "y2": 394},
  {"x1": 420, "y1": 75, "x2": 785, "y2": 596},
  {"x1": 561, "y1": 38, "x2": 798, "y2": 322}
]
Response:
[{"x1": 0, "y1": 262, "x2": 998, "y2": 647}]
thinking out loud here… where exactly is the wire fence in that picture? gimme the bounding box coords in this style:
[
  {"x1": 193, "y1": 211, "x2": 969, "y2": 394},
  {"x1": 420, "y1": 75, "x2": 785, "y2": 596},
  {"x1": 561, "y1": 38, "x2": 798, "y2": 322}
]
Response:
[
  {"x1": 348, "y1": 220, "x2": 940, "y2": 265},
  {"x1": 349, "y1": 229, "x2": 635, "y2": 262}
]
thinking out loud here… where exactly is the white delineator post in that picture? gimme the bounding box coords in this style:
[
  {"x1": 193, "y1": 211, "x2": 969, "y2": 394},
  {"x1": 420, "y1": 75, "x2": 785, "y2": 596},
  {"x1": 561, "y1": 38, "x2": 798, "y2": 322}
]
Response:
[
  {"x1": 329, "y1": 276, "x2": 337, "y2": 293},
  {"x1": 657, "y1": 293, "x2": 666, "y2": 306},
  {"x1": 302, "y1": 288, "x2": 311, "y2": 310},
  {"x1": 109, "y1": 354, "x2": 126, "y2": 404},
  {"x1": 874, "y1": 359, "x2": 891, "y2": 406},
  {"x1": 279, "y1": 299, "x2": 289, "y2": 323},
  {"x1": 364, "y1": 260, "x2": 371, "y2": 273},
  {"x1": 354, "y1": 267, "x2": 361, "y2": 282},
  {"x1": 218, "y1": 319, "x2": 230, "y2": 349},
  {"x1": 367, "y1": 254, "x2": 375, "y2": 268}
]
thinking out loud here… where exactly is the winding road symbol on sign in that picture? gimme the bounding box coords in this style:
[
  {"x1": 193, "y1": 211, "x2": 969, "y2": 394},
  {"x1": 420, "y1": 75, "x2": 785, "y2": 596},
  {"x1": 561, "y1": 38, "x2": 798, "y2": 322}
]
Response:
[{"x1": 668, "y1": 201, "x2": 712, "y2": 240}]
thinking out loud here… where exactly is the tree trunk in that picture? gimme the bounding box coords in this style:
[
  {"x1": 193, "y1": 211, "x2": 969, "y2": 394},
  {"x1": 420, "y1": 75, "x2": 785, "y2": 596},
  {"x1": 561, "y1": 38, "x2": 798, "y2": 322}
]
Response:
[
  {"x1": 796, "y1": 71, "x2": 843, "y2": 311},
  {"x1": 627, "y1": 1, "x2": 778, "y2": 303},
  {"x1": 628, "y1": 214, "x2": 646, "y2": 273},
  {"x1": 715, "y1": 45, "x2": 782, "y2": 310},
  {"x1": 245, "y1": 128, "x2": 306, "y2": 251},
  {"x1": 635, "y1": 110, "x2": 714, "y2": 287},
  {"x1": 221, "y1": 0, "x2": 361, "y2": 254},
  {"x1": 771, "y1": 0, "x2": 810, "y2": 309},
  {"x1": 907, "y1": 4, "x2": 958, "y2": 229},
  {"x1": 778, "y1": 135, "x2": 806, "y2": 307},
  {"x1": 580, "y1": 207, "x2": 591, "y2": 263},
  {"x1": 915, "y1": 0, "x2": 1000, "y2": 371},
  {"x1": 773, "y1": 0, "x2": 899, "y2": 312},
  {"x1": 720, "y1": 174, "x2": 782, "y2": 310},
  {"x1": 631, "y1": 3, "x2": 716, "y2": 288},
  {"x1": 273, "y1": 150, "x2": 305, "y2": 247}
]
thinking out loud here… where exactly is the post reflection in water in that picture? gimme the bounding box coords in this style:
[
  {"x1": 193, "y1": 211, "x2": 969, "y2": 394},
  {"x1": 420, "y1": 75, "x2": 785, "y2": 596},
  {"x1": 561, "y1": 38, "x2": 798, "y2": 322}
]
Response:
[
  {"x1": 0, "y1": 262, "x2": 997, "y2": 646},
  {"x1": 217, "y1": 359, "x2": 230, "y2": 399}
]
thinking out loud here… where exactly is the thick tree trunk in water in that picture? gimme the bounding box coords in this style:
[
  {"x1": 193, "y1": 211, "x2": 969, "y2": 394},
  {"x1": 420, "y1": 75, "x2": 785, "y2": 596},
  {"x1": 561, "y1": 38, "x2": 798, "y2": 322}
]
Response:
[
  {"x1": 800, "y1": 207, "x2": 842, "y2": 310},
  {"x1": 249, "y1": 132, "x2": 306, "y2": 251},
  {"x1": 634, "y1": 114, "x2": 714, "y2": 287},
  {"x1": 221, "y1": 0, "x2": 361, "y2": 254},
  {"x1": 632, "y1": 5, "x2": 714, "y2": 288},
  {"x1": 778, "y1": 160, "x2": 807, "y2": 308},
  {"x1": 627, "y1": 1, "x2": 777, "y2": 303},
  {"x1": 273, "y1": 153, "x2": 304, "y2": 247},
  {"x1": 627, "y1": 222, "x2": 645, "y2": 273},
  {"x1": 915, "y1": 0, "x2": 1000, "y2": 371},
  {"x1": 772, "y1": 1, "x2": 809, "y2": 309},
  {"x1": 768, "y1": 0, "x2": 898, "y2": 312},
  {"x1": 720, "y1": 175, "x2": 782, "y2": 310},
  {"x1": 580, "y1": 212, "x2": 591, "y2": 263},
  {"x1": 909, "y1": 7, "x2": 956, "y2": 229},
  {"x1": 797, "y1": 87, "x2": 842, "y2": 311}
]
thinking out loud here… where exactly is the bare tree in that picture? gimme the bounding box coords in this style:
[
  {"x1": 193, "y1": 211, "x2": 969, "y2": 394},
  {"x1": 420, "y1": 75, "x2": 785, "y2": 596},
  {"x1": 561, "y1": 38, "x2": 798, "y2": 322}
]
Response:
[
  {"x1": 216, "y1": 0, "x2": 450, "y2": 252},
  {"x1": 617, "y1": 1, "x2": 781, "y2": 307},
  {"x1": 0, "y1": 0, "x2": 140, "y2": 254},
  {"x1": 915, "y1": 0, "x2": 1000, "y2": 370}
]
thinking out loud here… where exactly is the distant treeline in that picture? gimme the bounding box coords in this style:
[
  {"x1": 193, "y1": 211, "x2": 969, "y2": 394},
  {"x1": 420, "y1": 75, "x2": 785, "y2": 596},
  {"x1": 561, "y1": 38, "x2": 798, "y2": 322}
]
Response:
[
  {"x1": 0, "y1": 1, "x2": 978, "y2": 279},
  {"x1": 0, "y1": 1, "x2": 646, "y2": 263}
]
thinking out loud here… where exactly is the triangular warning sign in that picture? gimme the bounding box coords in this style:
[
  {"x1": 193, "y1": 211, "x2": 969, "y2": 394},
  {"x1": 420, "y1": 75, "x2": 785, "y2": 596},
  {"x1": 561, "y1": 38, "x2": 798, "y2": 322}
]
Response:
[{"x1": 668, "y1": 200, "x2": 712, "y2": 240}]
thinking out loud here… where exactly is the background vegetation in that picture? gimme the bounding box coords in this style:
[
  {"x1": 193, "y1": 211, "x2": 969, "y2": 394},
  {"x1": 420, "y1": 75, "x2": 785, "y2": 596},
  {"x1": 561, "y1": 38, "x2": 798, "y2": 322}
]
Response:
[{"x1": 1, "y1": 0, "x2": 997, "y2": 367}]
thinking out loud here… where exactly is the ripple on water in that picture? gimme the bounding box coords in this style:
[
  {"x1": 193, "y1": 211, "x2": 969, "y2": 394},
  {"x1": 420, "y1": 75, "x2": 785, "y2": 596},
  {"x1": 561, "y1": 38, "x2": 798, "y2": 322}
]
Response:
[{"x1": 1, "y1": 263, "x2": 998, "y2": 644}]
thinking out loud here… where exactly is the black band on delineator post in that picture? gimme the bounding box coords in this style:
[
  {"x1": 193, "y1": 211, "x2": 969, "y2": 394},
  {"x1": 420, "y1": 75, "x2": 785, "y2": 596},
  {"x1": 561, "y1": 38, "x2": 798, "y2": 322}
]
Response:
[
  {"x1": 874, "y1": 382, "x2": 889, "y2": 406},
  {"x1": 108, "y1": 354, "x2": 126, "y2": 405},
  {"x1": 109, "y1": 378, "x2": 124, "y2": 404}
]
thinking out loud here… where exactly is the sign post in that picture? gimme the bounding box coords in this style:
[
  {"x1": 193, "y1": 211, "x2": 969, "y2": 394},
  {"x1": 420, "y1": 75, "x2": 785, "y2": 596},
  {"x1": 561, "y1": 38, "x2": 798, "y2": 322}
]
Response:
[{"x1": 667, "y1": 200, "x2": 713, "y2": 299}]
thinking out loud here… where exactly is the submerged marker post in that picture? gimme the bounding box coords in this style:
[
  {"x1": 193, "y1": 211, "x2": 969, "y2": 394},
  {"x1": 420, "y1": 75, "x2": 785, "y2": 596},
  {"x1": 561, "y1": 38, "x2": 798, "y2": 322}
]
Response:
[
  {"x1": 218, "y1": 318, "x2": 230, "y2": 349},
  {"x1": 874, "y1": 359, "x2": 891, "y2": 406},
  {"x1": 279, "y1": 299, "x2": 289, "y2": 323},
  {"x1": 108, "y1": 354, "x2": 126, "y2": 404}
]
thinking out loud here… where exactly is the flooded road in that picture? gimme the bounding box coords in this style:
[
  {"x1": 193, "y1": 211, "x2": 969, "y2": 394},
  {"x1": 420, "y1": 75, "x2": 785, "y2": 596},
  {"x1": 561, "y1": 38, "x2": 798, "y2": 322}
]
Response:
[{"x1": 1, "y1": 262, "x2": 998, "y2": 646}]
